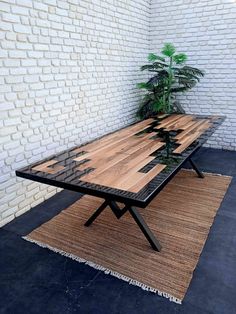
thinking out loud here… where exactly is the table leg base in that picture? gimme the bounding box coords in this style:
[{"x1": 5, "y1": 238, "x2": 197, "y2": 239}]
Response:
[
  {"x1": 84, "y1": 200, "x2": 162, "y2": 252},
  {"x1": 128, "y1": 206, "x2": 162, "y2": 251},
  {"x1": 84, "y1": 200, "x2": 109, "y2": 227},
  {"x1": 189, "y1": 158, "x2": 205, "y2": 178}
]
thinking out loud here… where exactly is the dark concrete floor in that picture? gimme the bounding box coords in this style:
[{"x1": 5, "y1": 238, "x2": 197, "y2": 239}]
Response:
[{"x1": 0, "y1": 148, "x2": 236, "y2": 314}]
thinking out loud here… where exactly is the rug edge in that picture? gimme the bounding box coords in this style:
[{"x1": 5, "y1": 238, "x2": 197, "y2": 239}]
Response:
[
  {"x1": 22, "y1": 235, "x2": 182, "y2": 305},
  {"x1": 183, "y1": 168, "x2": 232, "y2": 178}
]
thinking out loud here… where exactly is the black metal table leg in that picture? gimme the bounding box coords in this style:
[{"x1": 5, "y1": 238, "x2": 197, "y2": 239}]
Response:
[
  {"x1": 84, "y1": 200, "x2": 109, "y2": 226},
  {"x1": 109, "y1": 201, "x2": 129, "y2": 219},
  {"x1": 85, "y1": 200, "x2": 162, "y2": 251},
  {"x1": 189, "y1": 158, "x2": 204, "y2": 178},
  {"x1": 128, "y1": 206, "x2": 162, "y2": 252}
]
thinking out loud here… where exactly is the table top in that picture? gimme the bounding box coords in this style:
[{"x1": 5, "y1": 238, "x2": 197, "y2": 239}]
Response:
[{"x1": 16, "y1": 114, "x2": 224, "y2": 207}]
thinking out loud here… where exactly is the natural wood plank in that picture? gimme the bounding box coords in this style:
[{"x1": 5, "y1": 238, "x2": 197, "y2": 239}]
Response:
[
  {"x1": 128, "y1": 164, "x2": 167, "y2": 192},
  {"x1": 74, "y1": 131, "x2": 158, "y2": 163},
  {"x1": 181, "y1": 120, "x2": 199, "y2": 131},
  {"x1": 79, "y1": 142, "x2": 165, "y2": 184},
  {"x1": 32, "y1": 160, "x2": 64, "y2": 174},
  {"x1": 156, "y1": 113, "x2": 169, "y2": 119},
  {"x1": 124, "y1": 136, "x2": 162, "y2": 156},
  {"x1": 77, "y1": 115, "x2": 212, "y2": 189},
  {"x1": 76, "y1": 153, "x2": 126, "y2": 173},
  {"x1": 173, "y1": 121, "x2": 212, "y2": 154},
  {"x1": 156, "y1": 114, "x2": 179, "y2": 125},
  {"x1": 155, "y1": 115, "x2": 183, "y2": 130},
  {"x1": 114, "y1": 163, "x2": 166, "y2": 192},
  {"x1": 32, "y1": 160, "x2": 57, "y2": 171},
  {"x1": 165, "y1": 115, "x2": 193, "y2": 131},
  {"x1": 45, "y1": 164, "x2": 65, "y2": 174},
  {"x1": 73, "y1": 118, "x2": 154, "y2": 154},
  {"x1": 76, "y1": 134, "x2": 161, "y2": 171},
  {"x1": 174, "y1": 120, "x2": 207, "y2": 141},
  {"x1": 104, "y1": 156, "x2": 156, "y2": 191},
  {"x1": 178, "y1": 121, "x2": 211, "y2": 145},
  {"x1": 81, "y1": 152, "x2": 156, "y2": 186}
]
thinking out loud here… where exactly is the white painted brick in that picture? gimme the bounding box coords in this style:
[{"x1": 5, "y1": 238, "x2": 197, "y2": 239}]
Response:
[
  {"x1": 8, "y1": 195, "x2": 25, "y2": 207},
  {"x1": 1, "y1": 40, "x2": 16, "y2": 50},
  {"x1": 11, "y1": 5, "x2": 29, "y2": 16},
  {"x1": 13, "y1": 24, "x2": 31, "y2": 34},
  {"x1": 5, "y1": 33, "x2": 16, "y2": 42},
  {"x1": 33, "y1": 2, "x2": 48, "y2": 12},
  {"x1": 2, "y1": 206, "x2": 17, "y2": 218},
  {"x1": 4, "y1": 59, "x2": 20, "y2": 67},
  {"x1": 1, "y1": 0, "x2": 233, "y2": 228},
  {"x1": 0, "y1": 21, "x2": 13, "y2": 31},
  {"x1": 4, "y1": 118, "x2": 21, "y2": 126},
  {"x1": 16, "y1": 0, "x2": 32, "y2": 8},
  {"x1": 2, "y1": 13, "x2": 20, "y2": 23},
  {"x1": 8, "y1": 50, "x2": 27, "y2": 58},
  {"x1": 21, "y1": 59, "x2": 37, "y2": 67},
  {"x1": 0, "y1": 3, "x2": 11, "y2": 12},
  {"x1": 0, "y1": 215, "x2": 14, "y2": 227},
  {"x1": 27, "y1": 51, "x2": 44, "y2": 58},
  {"x1": 5, "y1": 76, "x2": 23, "y2": 84},
  {"x1": 15, "y1": 205, "x2": 31, "y2": 217}
]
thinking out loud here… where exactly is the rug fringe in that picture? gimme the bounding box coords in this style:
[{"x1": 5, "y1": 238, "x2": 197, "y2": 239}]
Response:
[{"x1": 22, "y1": 236, "x2": 182, "y2": 304}]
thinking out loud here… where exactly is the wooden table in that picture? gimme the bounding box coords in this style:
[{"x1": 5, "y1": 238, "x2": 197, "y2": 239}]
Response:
[{"x1": 16, "y1": 114, "x2": 224, "y2": 251}]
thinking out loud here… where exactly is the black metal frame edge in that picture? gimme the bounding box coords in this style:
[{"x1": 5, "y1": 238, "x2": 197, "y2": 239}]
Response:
[{"x1": 15, "y1": 145, "x2": 200, "y2": 208}]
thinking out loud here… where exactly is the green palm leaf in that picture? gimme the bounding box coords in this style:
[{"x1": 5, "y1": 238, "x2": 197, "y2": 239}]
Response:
[
  {"x1": 181, "y1": 66, "x2": 204, "y2": 77},
  {"x1": 147, "y1": 70, "x2": 169, "y2": 85},
  {"x1": 173, "y1": 53, "x2": 187, "y2": 64},
  {"x1": 178, "y1": 77, "x2": 197, "y2": 89},
  {"x1": 161, "y1": 43, "x2": 176, "y2": 57},
  {"x1": 171, "y1": 86, "x2": 189, "y2": 93},
  {"x1": 148, "y1": 53, "x2": 166, "y2": 62},
  {"x1": 137, "y1": 82, "x2": 152, "y2": 89}
]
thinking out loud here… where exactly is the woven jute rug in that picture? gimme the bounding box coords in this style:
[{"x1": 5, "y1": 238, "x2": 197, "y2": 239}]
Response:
[{"x1": 24, "y1": 170, "x2": 231, "y2": 303}]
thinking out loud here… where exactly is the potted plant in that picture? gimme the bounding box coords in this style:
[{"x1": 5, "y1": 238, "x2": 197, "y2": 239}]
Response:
[{"x1": 137, "y1": 43, "x2": 204, "y2": 119}]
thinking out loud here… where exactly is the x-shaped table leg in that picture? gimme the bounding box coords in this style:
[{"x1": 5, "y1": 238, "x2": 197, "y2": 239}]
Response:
[{"x1": 84, "y1": 200, "x2": 162, "y2": 251}]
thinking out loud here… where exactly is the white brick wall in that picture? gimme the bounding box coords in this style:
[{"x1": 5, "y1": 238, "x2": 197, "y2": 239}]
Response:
[
  {"x1": 150, "y1": 0, "x2": 236, "y2": 150},
  {"x1": 0, "y1": 0, "x2": 150, "y2": 226}
]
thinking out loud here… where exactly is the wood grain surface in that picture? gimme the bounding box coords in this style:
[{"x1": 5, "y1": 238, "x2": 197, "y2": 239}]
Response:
[{"x1": 31, "y1": 114, "x2": 213, "y2": 191}]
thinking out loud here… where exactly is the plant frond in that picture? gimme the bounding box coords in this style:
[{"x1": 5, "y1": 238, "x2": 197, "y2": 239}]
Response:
[
  {"x1": 141, "y1": 61, "x2": 168, "y2": 71},
  {"x1": 171, "y1": 86, "x2": 189, "y2": 93},
  {"x1": 161, "y1": 43, "x2": 176, "y2": 57},
  {"x1": 141, "y1": 63, "x2": 161, "y2": 71},
  {"x1": 152, "y1": 61, "x2": 168, "y2": 68},
  {"x1": 181, "y1": 66, "x2": 204, "y2": 77},
  {"x1": 178, "y1": 77, "x2": 197, "y2": 89},
  {"x1": 173, "y1": 53, "x2": 187, "y2": 64},
  {"x1": 147, "y1": 70, "x2": 169, "y2": 85},
  {"x1": 153, "y1": 99, "x2": 166, "y2": 112},
  {"x1": 137, "y1": 99, "x2": 155, "y2": 119},
  {"x1": 137, "y1": 82, "x2": 152, "y2": 90},
  {"x1": 140, "y1": 64, "x2": 154, "y2": 71},
  {"x1": 175, "y1": 72, "x2": 200, "y2": 82},
  {"x1": 148, "y1": 53, "x2": 166, "y2": 62}
]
